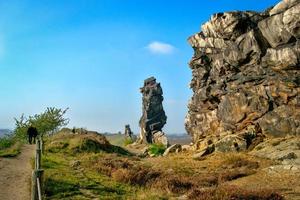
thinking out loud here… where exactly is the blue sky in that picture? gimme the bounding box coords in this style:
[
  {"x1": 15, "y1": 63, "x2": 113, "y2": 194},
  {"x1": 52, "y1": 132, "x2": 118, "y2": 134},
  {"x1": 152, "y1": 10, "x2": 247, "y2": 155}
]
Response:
[{"x1": 0, "y1": 0, "x2": 280, "y2": 133}]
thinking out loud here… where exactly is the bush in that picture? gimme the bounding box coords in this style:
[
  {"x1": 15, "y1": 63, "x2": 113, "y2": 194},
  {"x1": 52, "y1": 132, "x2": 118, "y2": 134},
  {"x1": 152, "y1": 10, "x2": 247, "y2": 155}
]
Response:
[
  {"x1": 148, "y1": 144, "x2": 166, "y2": 156},
  {"x1": 0, "y1": 134, "x2": 15, "y2": 150},
  {"x1": 0, "y1": 142, "x2": 21, "y2": 157},
  {"x1": 124, "y1": 137, "x2": 134, "y2": 146},
  {"x1": 14, "y1": 107, "x2": 69, "y2": 140}
]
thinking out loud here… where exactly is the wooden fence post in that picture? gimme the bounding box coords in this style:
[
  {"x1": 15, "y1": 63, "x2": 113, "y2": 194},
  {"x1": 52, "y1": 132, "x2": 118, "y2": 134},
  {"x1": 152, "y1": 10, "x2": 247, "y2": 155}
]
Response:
[
  {"x1": 40, "y1": 137, "x2": 44, "y2": 154},
  {"x1": 31, "y1": 169, "x2": 44, "y2": 200},
  {"x1": 36, "y1": 139, "x2": 41, "y2": 170},
  {"x1": 31, "y1": 170, "x2": 37, "y2": 200}
]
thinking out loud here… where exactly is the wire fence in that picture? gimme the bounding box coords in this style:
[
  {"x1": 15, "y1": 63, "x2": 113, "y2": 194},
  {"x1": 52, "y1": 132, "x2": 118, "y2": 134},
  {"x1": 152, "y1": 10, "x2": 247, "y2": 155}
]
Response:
[{"x1": 31, "y1": 137, "x2": 44, "y2": 200}]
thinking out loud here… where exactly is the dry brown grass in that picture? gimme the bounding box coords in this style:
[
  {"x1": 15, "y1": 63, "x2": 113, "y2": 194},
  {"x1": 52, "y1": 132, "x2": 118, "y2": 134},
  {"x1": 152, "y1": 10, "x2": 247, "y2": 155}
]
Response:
[
  {"x1": 188, "y1": 186, "x2": 284, "y2": 200},
  {"x1": 45, "y1": 132, "x2": 286, "y2": 199},
  {"x1": 86, "y1": 151, "x2": 283, "y2": 199}
]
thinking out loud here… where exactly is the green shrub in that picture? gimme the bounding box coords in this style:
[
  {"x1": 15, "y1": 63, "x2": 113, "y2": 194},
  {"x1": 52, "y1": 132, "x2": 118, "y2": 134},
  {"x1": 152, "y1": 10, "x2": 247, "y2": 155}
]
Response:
[
  {"x1": 148, "y1": 144, "x2": 166, "y2": 156},
  {"x1": 124, "y1": 137, "x2": 134, "y2": 146},
  {"x1": 0, "y1": 135, "x2": 15, "y2": 150},
  {"x1": 0, "y1": 142, "x2": 21, "y2": 157}
]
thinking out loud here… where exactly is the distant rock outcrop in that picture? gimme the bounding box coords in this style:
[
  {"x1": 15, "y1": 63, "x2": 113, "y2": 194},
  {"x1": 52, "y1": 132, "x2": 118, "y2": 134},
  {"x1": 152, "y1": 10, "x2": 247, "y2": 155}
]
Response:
[
  {"x1": 185, "y1": 0, "x2": 300, "y2": 151},
  {"x1": 124, "y1": 124, "x2": 133, "y2": 140},
  {"x1": 137, "y1": 77, "x2": 168, "y2": 146}
]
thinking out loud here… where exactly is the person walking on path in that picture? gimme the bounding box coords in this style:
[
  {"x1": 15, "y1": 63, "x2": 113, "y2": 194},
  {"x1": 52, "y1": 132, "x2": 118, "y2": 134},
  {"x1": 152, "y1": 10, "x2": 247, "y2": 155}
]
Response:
[{"x1": 27, "y1": 126, "x2": 38, "y2": 144}]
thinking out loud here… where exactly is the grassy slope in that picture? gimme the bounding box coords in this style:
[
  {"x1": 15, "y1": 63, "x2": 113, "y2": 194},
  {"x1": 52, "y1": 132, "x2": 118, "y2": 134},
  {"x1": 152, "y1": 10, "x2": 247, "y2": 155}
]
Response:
[
  {"x1": 43, "y1": 131, "x2": 295, "y2": 200},
  {"x1": 0, "y1": 142, "x2": 22, "y2": 157},
  {"x1": 105, "y1": 134, "x2": 127, "y2": 147},
  {"x1": 43, "y1": 132, "x2": 167, "y2": 199}
]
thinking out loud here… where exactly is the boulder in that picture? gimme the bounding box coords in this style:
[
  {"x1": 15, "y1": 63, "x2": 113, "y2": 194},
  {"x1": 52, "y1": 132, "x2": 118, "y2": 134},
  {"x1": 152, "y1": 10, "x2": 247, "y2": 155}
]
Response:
[
  {"x1": 250, "y1": 137, "x2": 300, "y2": 165},
  {"x1": 215, "y1": 135, "x2": 247, "y2": 152},
  {"x1": 192, "y1": 144, "x2": 215, "y2": 159},
  {"x1": 152, "y1": 131, "x2": 169, "y2": 147},
  {"x1": 139, "y1": 147, "x2": 149, "y2": 158},
  {"x1": 163, "y1": 144, "x2": 182, "y2": 156},
  {"x1": 182, "y1": 144, "x2": 192, "y2": 152}
]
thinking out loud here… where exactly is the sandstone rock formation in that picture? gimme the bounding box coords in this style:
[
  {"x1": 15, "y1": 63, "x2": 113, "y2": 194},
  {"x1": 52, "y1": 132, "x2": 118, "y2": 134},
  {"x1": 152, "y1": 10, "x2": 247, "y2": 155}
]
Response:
[
  {"x1": 250, "y1": 137, "x2": 300, "y2": 171},
  {"x1": 138, "y1": 77, "x2": 168, "y2": 145},
  {"x1": 185, "y1": 0, "x2": 300, "y2": 151},
  {"x1": 124, "y1": 124, "x2": 133, "y2": 139}
]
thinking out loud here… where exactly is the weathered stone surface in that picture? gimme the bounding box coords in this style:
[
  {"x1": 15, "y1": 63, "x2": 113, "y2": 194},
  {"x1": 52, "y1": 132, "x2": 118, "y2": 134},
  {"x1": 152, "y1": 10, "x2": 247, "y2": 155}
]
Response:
[
  {"x1": 192, "y1": 144, "x2": 215, "y2": 159},
  {"x1": 250, "y1": 137, "x2": 300, "y2": 165},
  {"x1": 223, "y1": 29, "x2": 268, "y2": 67},
  {"x1": 217, "y1": 92, "x2": 269, "y2": 125},
  {"x1": 163, "y1": 144, "x2": 182, "y2": 156},
  {"x1": 259, "y1": 105, "x2": 300, "y2": 137},
  {"x1": 138, "y1": 147, "x2": 150, "y2": 158},
  {"x1": 182, "y1": 144, "x2": 192, "y2": 152},
  {"x1": 138, "y1": 77, "x2": 167, "y2": 144},
  {"x1": 215, "y1": 135, "x2": 247, "y2": 152},
  {"x1": 258, "y1": 3, "x2": 300, "y2": 48},
  {"x1": 152, "y1": 131, "x2": 169, "y2": 147},
  {"x1": 186, "y1": 0, "x2": 300, "y2": 151},
  {"x1": 258, "y1": 13, "x2": 292, "y2": 48},
  {"x1": 124, "y1": 124, "x2": 133, "y2": 139},
  {"x1": 269, "y1": 0, "x2": 299, "y2": 16},
  {"x1": 201, "y1": 11, "x2": 261, "y2": 40},
  {"x1": 262, "y1": 41, "x2": 300, "y2": 70},
  {"x1": 283, "y1": 3, "x2": 300, "y2": 38}
]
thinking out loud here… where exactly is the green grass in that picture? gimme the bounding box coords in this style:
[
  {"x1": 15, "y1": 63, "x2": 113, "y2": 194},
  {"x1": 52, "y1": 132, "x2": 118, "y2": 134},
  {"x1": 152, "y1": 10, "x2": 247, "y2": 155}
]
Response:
[
  {"x1": 0, "y1": 142, "x2": 22, "y2": 157},
  {"x1": 148, "y1": 144, "x2": 166, "y2": 156},
  {"x1": 42, "y1": 151, "x2": 165, "y2": 200},
  {"x1": 105, "y1": 134, "x2": 126, "y2": 147},
  {"x1": 42, "y1": 131, "x2": 168, "y2": 199},
  {"x1": 0, "y1": 134, "x2": 15, "y2": 150},
  {"x1": 123, "y1": 137, "x2": 134, "y2": 146}
]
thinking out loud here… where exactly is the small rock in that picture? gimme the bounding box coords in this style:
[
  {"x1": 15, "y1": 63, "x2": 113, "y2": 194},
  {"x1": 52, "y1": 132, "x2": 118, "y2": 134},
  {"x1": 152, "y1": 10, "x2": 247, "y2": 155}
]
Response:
[
  {"x1": 182, "y1": 145, "x2": 192, "y2": 152},
  {"x1": 70, "y1": 160, "x2": 80, "y2": 169},
  {"x1": 163, "y1": 144, "x2": 182, "y2": 156},
  {"x1": 215, "y1": 135, "x2": 247, "y2": 152},
  {"x1": 192, "y1": 144, "x2": 215, "y2": 160},
  {"x1": 138, "y1": 147, "x2": 149, "y2": 158},
  {"x1": 153, "y1": 131, "x2": 169, "y2": 147},
  {"x1": 278, "y1": 152, "x2": 297, "y2": 161}
]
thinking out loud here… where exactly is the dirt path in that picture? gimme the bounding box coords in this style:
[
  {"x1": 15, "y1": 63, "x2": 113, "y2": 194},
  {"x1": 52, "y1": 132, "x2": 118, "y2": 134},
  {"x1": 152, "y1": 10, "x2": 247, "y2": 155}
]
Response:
[{"x1": 0, "y1": 144, "x2": 35, "y2": 200}]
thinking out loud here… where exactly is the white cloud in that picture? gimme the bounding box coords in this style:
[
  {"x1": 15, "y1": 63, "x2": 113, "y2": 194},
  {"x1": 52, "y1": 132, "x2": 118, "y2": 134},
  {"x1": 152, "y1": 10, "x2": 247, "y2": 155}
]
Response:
[{"x1": 146, "y1": 41, "x2": 175, "y2": 54}]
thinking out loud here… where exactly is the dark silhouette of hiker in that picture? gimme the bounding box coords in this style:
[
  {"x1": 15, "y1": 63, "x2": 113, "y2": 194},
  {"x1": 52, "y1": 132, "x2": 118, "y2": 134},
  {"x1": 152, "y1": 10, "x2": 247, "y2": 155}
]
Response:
[{"x1": 27, "y1": 126, "x2": 38, "y2": 144}]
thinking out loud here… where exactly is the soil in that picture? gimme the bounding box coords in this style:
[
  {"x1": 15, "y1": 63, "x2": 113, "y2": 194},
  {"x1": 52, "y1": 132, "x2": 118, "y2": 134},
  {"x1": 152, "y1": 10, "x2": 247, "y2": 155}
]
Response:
[{"x1": 0, "y1": 144, "x2": 35, "y2": 200}]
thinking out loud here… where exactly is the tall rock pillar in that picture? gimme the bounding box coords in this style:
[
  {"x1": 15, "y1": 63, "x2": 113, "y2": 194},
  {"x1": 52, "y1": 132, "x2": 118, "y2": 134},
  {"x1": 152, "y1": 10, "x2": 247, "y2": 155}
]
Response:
[{"x1": 138, "y1": 77, "x2": 167, "y2": 144}]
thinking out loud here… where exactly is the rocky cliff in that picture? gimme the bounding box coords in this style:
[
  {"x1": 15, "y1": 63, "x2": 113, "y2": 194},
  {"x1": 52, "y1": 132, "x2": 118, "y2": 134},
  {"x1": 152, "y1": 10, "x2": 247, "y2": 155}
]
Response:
[{"x1": 185, "y1": 0, "x2": 300, "y2": 148}]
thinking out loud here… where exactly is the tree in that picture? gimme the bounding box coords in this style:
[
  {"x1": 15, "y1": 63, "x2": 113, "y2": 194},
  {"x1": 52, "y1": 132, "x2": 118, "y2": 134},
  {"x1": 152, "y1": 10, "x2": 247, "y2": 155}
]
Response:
[{"x1": 14, "y1": 107, "x2": 69, "y2": 140}]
